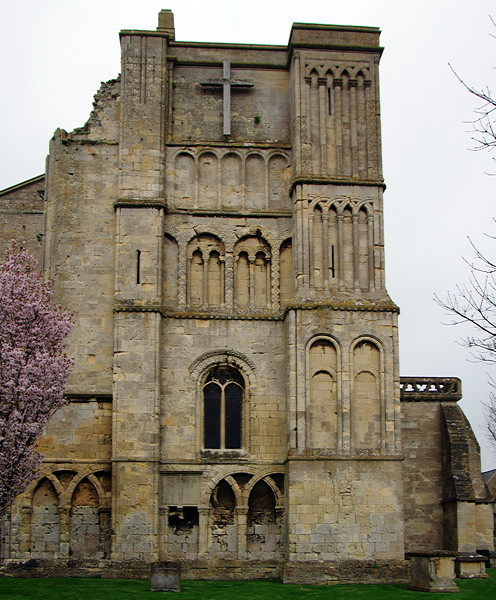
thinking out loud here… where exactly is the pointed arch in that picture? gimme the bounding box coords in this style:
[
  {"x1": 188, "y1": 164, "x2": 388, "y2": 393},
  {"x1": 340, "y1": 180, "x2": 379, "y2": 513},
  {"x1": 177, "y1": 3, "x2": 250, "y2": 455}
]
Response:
[
  {"x1": 202, "y1": 364, "x2": 245, "y2": 451},
  {"x1": 69, "y1": 478, "x2": 102, "y2": 558},
  {"x1": 358, "y1": 206, "x2": 370, "y2": 289},
  {"x1": 312, "y1": 204, "x2": 324, "y2": 286},
  {"x1": 209, "y1": 478, "x2": 237, "y2": 556},
  {"x1": 31, "y1": 478, "x2": 60, "y2": 557},
  {"x1": 246, "y1": 478, "x2": 282, "y2": 559}
]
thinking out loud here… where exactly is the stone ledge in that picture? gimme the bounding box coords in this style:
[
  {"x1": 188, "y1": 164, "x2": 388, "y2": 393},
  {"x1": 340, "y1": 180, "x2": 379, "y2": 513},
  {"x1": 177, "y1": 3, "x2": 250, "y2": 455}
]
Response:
[
  {"x1": 0, "y1": 558, "x2": 284, "y2": 581},
  {"x1": 406, "y1": 551, "x2": 458, "y2": 558},
  {"x1": 282, "y1": 559, "x2": 408, "y2": 585}
]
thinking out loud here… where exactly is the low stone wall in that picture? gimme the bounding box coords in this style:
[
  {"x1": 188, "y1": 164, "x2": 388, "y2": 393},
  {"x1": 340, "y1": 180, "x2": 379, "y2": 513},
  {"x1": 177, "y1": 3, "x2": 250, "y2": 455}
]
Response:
[
  {"x1": 282, "y1": 559, "x2": 409, "y2": 585},
  {"x1": 0, "y1": 558, "x2": 411, "y2": 583},
  {"x1": 0, "y1": 558, "x2": 284, "y2": 581}
]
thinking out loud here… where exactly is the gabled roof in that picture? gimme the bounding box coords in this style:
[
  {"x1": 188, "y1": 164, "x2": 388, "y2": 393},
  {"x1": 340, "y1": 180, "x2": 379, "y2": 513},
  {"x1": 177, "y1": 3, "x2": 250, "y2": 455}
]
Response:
[
  {"x1": 482, "y1": 469, "x2": 496, "y2": 483},
  {"x1": 0, "y1": 175, "x2": 44, "y2": 197}
]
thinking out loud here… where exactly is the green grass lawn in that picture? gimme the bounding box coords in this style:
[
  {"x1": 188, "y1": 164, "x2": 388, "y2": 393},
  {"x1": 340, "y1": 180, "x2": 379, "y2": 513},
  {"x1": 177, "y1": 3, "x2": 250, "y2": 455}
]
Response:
[{"x1": 0, "y1": 569, "x2": 494, "y2": 600}]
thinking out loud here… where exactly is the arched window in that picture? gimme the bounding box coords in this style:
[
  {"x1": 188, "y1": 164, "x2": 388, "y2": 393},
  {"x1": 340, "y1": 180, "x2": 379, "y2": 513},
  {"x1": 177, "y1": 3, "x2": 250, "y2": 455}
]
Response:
[{"x1": 203, "y1": 365, "x2": 244, "y2": 449}]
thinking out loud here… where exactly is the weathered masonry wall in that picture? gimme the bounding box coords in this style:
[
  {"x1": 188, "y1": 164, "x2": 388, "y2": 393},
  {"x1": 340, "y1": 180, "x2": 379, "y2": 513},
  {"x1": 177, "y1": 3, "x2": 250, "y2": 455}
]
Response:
[
  {"x1": 0, "y1": 10, "x2": 492, "y2": 584},
  {"x1": 0, "y1": 176, "x2": 45, "y2": 261},
  {"x1": 286, "y1": 459, "x2": 404, "y2": 560},
  {"x1": 400, "y1": 378, "x2": 493, "y2": 554}
]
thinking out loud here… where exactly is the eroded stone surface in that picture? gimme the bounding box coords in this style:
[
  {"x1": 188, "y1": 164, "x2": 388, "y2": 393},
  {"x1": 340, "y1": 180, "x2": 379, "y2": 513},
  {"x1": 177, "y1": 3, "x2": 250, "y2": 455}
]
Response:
[{"x1": 0, "y1": 10, "x2": 492, "y2": 584}]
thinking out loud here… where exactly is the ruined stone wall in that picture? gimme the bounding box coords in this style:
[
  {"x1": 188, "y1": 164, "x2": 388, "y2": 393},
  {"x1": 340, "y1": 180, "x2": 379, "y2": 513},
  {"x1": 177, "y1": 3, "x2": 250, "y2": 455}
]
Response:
[
  {"x1": 37, "y1": 399, "x2": 112, "y2": 461},
  {"x1": 9, "y1": 469, "x2": 111, "y2": 560},
  {"x1": 159, "y1": 468, "x2": 284, "y2": 562},
  {"x1": 0, "y1": 176, "x2": 45, "y2": 262},
  {"x1": 43, "y1": 83, "x2": 119, "y2": 394}
]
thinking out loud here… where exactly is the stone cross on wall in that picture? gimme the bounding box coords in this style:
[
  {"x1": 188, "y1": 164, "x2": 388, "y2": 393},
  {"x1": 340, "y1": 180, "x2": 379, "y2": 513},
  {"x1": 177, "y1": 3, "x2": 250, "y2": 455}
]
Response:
[{"x1": 200, "y1": 60, "x2": 253, "y2": 136}]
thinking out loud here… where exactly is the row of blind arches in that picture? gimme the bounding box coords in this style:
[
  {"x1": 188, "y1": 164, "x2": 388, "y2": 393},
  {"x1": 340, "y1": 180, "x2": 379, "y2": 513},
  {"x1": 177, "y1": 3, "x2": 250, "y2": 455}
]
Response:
[
  {"x1": 21, "y1": 471, "x2": 110, "y2": 559},
  {"x1": 310, "y1": 202, "x2": 373, "y2": 290},
  {"x1": 164, "y1": 233, "x2": 293, "y2": 309},
  {"x1": 173, "y1": 150, "x2": 290, "y2": 210},
  {"x1": 303, "y1": 65, "x2": 376, "y2": 179},
  {"x1": 308, "y1": 337, "x2": 383, "y2": 451}
]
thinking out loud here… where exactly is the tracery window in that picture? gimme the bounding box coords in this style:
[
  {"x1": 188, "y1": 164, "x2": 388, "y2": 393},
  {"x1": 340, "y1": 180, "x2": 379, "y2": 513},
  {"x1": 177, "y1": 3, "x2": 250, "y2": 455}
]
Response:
[{"x1": 203, "y1": 365, "x2": 244, "y2": 449}]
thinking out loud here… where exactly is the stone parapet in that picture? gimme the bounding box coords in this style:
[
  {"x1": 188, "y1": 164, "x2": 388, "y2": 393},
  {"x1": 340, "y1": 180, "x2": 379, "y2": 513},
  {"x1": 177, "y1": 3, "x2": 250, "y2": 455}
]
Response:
[{"x1": 400, "y1": 377, "x2": 462, "y2": 402}]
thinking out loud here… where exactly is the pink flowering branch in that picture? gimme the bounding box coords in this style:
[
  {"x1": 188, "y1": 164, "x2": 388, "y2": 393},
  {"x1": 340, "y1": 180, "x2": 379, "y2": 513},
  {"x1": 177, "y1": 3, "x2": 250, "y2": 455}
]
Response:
[{"x1": 0, "y1": 242, "x2": 73, "y2": 514}]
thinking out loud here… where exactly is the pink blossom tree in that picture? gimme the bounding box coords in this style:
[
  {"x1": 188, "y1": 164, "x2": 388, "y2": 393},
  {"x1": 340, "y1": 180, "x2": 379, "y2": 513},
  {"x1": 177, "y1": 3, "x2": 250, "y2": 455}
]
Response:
[{"x1": 0, "y1": 243, "x2": 73, "y2": 514}]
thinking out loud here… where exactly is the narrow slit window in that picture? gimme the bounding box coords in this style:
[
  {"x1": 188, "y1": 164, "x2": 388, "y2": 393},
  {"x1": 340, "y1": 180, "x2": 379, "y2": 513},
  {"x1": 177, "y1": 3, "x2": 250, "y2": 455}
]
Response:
[
  {"x1": 330, "y1": 245, "x2": 335, "y2": 278},
  {"x1": 136, "y1": 249, "x2": 141, "y2": 284},
  {"x1": 327, "y1": 87, "x2": 332, "y2": 115}
]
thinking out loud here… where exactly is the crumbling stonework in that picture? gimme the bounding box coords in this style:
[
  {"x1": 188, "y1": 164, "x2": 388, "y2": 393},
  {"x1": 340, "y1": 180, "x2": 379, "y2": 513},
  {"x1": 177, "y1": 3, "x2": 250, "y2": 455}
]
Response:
[{"x1": 0, "y1": 10, "x2": 493, "y2": 584}]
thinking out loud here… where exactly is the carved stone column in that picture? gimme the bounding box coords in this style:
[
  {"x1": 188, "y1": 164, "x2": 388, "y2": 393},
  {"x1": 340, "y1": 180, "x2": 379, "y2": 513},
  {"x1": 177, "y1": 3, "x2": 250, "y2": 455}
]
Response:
[{"x1": 158, "y1": 505, "x2": 169, "y2": 560}]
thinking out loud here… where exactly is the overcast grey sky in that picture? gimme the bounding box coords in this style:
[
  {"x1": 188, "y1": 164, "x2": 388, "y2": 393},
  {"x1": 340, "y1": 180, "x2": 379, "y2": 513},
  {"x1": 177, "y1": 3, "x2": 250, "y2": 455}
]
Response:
[{"x1": 1, "y1": 0, "x2": 495, "y2": 469}]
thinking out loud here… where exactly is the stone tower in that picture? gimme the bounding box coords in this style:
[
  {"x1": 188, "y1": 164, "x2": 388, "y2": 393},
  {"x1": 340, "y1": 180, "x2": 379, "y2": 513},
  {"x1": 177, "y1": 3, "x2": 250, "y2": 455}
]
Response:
[
  {"x1": 284, "y1": 22, "x2": 404, "y2": 576},
  {"x1": 0, "y1": 10, "x2": 492, "y2": 583}
]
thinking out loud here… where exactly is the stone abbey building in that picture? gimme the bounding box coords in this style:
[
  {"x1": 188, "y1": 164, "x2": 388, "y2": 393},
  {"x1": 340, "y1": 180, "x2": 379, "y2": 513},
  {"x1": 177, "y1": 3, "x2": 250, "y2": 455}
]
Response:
[{"x1": 0, "y1": 10, "x2": 493, "y2": 583}]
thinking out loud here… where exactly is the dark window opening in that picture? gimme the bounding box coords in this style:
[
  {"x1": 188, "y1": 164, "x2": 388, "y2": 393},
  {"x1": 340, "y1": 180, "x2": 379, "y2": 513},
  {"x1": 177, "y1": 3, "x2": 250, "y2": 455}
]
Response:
[
  {"x1": 204, "y1": 382, "x2": 221, "y2": 449},
  {"x1": 225, "y1": 383, "x2": 242, "y2": 448},
  {"x1": 203, "y1": 365, "x2": 244, "y2": 450},
  {"x1": 136, "y1": 249, "x2": 141, "y2": 284},
  {"x1": 327, "y1": 87, "x2": 332, "y2": 115},
  {"x1": 168, "y1": 506, "x2": 199, "y2": 534}
]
